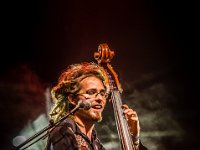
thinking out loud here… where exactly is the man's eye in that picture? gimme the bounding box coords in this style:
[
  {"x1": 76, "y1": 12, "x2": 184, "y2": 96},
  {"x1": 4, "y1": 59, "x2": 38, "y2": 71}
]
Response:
[
  {"x1": 86, "y1": 90, "x2": 96, "y2": 95},
  {"x1": 100, "y1": 91, "x2": 106, "y2": 96}
]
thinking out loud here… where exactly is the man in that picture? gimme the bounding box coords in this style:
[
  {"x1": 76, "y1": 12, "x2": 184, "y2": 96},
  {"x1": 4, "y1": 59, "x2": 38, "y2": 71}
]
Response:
[{"x1": 45, "y1": 62, "x2": 147, "y2": 150}]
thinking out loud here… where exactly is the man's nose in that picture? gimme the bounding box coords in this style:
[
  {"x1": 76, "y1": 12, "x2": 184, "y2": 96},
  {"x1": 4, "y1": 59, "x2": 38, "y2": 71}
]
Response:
[{"x1": 95, "y1": 93, "x2": 104, "y2": 102}]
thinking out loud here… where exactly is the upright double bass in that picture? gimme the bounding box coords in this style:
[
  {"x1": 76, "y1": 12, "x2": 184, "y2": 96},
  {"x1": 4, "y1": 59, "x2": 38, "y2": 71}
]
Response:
[{"x1": 94, "y1": 43, "x2": 136, "y2": 150}]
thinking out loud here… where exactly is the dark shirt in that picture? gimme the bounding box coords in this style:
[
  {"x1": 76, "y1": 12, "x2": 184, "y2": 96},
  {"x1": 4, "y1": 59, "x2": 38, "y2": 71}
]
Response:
[
  {"x1": 45, "y1": 118, "x2": 105, "y2": 150},
  {"x1": 45, "y1": 118, "x2": 147, "y2": 150}
]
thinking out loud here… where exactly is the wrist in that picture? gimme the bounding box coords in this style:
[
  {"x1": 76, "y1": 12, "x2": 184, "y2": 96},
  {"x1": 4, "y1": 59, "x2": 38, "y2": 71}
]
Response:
[
  {"x1": 133, "y1": 138, "x2": 140, "y2": 145},
  {"x1": 131, "y1": 134, "x2": 140, "y2": 145}
]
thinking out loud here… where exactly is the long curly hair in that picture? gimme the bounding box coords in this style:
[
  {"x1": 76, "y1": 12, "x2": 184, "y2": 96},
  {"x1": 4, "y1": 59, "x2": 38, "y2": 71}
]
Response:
[{"x1": 49, "y1": 62, "x2": 107, "y2": 122}]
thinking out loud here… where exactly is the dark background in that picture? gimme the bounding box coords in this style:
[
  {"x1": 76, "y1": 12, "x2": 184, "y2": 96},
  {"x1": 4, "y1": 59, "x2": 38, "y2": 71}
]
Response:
[{"x1": 1, "y1": 0, "x2": 198, "y2": 149}]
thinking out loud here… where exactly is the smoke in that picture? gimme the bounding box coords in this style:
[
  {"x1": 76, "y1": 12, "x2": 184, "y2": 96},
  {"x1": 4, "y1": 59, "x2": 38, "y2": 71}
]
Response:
[
  {"x1": 96, "y1": 69, "x2": 191, "y2": 150},
  {"x1": 126, "y1": 83, "x2": 185, "y2": 150},
  {"x1": 0, "y1": 65, "x2": 196, "y2": 149},
  {"x1": 0, "y1": 64, "x2": 48, "y2": 149}
]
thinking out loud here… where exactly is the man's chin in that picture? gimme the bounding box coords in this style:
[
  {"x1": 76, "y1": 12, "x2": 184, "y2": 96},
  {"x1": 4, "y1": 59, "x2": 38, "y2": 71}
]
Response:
[
  {"x1": 90, "y1": 112, "x2": 102, "y2": 122},
  {"x1": 76, "y1": 110, "x2": 102, "y2": 122},
  {"x1": 97, "y1": 117, "x2": 103, "y2": 123}
]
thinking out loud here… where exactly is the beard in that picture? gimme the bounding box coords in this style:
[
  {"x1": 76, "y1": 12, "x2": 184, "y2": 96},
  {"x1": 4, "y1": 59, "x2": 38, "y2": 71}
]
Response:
[{"x1": 76, "y1": 108, "x2": 103, "y2": 123}]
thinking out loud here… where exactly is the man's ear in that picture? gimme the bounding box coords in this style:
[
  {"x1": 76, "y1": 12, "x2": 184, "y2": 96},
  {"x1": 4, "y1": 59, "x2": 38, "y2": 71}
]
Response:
[{"x1": 68, "y1": 94, "x2": 77, "y2": 105}]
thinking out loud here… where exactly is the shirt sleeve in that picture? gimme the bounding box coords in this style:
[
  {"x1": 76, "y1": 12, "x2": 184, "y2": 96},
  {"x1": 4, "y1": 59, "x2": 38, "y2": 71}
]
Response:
[{"x1": 138, "y1": 140, "x2": 148, "y2": 150}]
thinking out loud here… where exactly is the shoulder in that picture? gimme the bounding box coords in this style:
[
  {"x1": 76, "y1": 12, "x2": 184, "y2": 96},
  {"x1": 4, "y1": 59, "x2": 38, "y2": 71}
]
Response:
[
  {"x1": 45, "y1": 118, "x2": 78, "y2": 150},
  {"x1": 49, "y1": 118, "x2": 77, "y2": 141}
]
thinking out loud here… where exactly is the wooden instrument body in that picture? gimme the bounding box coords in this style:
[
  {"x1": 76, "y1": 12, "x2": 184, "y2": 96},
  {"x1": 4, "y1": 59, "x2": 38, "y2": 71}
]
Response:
[{"x1": 94, "y1": 43, "x2": 135, "y2": 150}]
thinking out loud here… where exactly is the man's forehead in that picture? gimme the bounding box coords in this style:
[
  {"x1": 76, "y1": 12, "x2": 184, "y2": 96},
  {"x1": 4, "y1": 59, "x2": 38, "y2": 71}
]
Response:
[
  {"x1": 80, "y1": 76, "x2": 103, "y2": 83},
  {"x1": 80, "y1": 76, "x2": 105, "y2": 89}
]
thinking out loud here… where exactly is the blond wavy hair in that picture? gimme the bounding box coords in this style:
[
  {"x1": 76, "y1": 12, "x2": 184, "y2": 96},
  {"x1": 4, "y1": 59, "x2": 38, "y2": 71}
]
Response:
[{"x1": 49, "y1": 62, "x2": 106, "y2": 122}]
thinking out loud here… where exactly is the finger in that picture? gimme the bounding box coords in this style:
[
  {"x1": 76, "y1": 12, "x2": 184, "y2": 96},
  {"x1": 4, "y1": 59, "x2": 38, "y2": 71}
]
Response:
[
  {"x1": 122, "y1": 104, "x2": 129, "y2": 109},
  {"x1": 126, "y1": 112, "x2": 138, "y2": 119},
  {"x1": 123, "y1": 108, "x2": 137, "y2": 115}
]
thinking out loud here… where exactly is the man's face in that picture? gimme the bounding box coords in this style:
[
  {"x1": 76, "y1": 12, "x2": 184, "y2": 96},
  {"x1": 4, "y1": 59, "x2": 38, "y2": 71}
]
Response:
[{"x1": 75, "y1": 76, "x2": 107, "y2": 122}]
